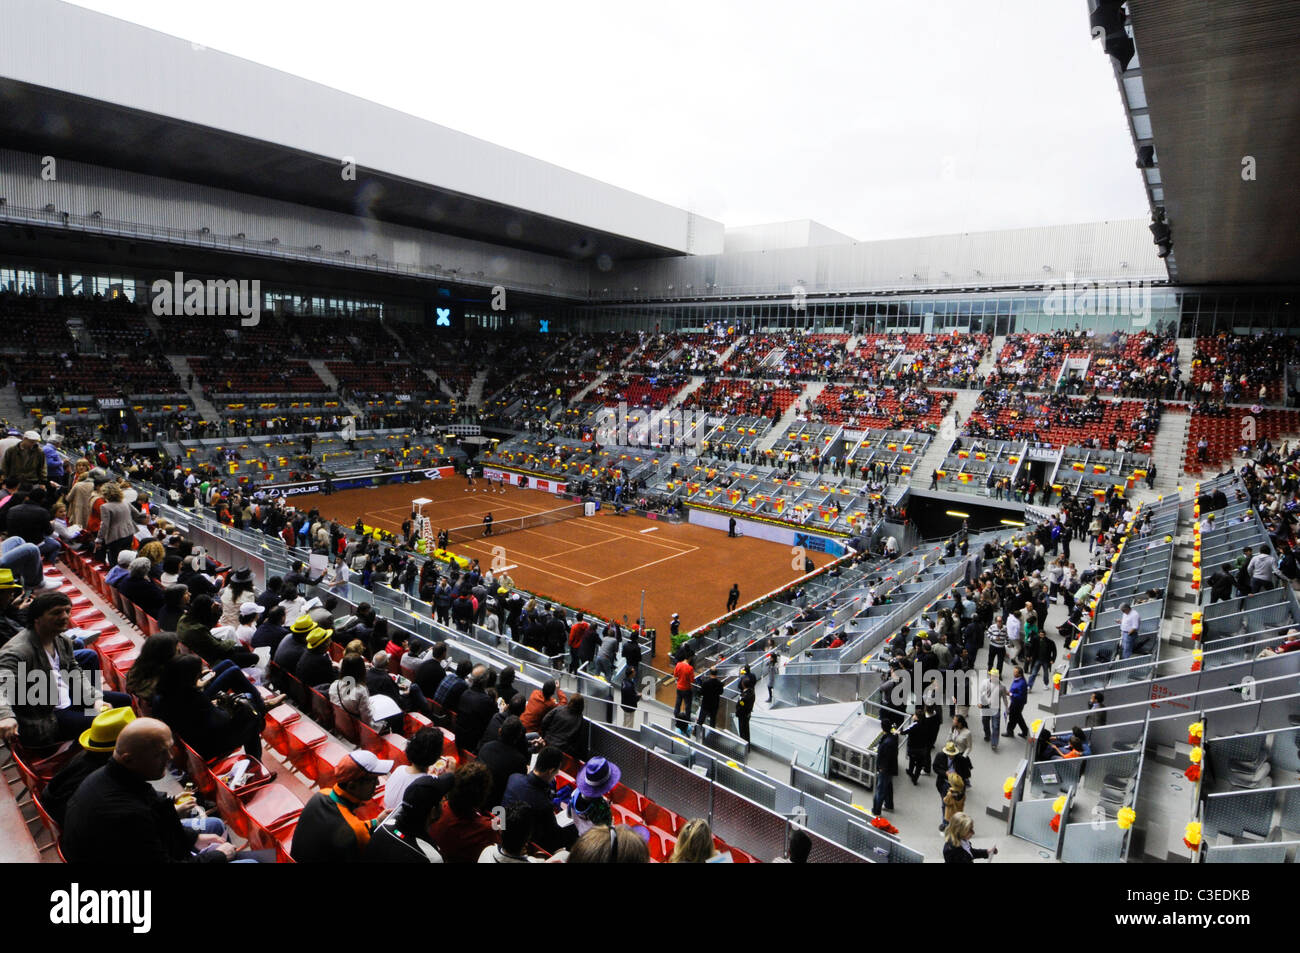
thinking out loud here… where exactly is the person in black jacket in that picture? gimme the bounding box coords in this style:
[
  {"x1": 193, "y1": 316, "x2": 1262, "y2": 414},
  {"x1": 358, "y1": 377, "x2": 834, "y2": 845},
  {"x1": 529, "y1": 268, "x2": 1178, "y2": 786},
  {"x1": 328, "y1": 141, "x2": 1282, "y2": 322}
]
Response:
[
  {"x1": 155, "y1": 584, "x2": 190, "y2": 634},
  {"x1": 481, "y1": 695, "x2": 527, "y2": 755},
  {"x1": 42, "y1": 705, "x2": 134, "y2": 826},
  {"x1": 295, "y1": 627, "x2": 338, "y2": 692},
  {"x1": 736, "y1": 676, "x2": 755, "y2": 741},
  {"x1": 364, "y1": 773, "x2": 453, "y2": 863},
  {"x1": 502, "y1": 746, "x2": 576, "y2": 853},
  {"x1": 62, "y1": 717, "x2": 239, "y2": 863},
  {"x1": 1209, "y1": 564, "x2": 1236, "y2": 603},
  {"x1": 250, "y1": 605, "x2": 289, "y2": 653},
  {"x1": 414, "y1": 642, "x2": 449, "y2": 699},
  {"x1": 942, "y1": 812, "x2": 997, "y2": 863},
  {"x1": 455, "y1": 667, "x2": 496, "y2": 755},
  {"x1": 695, "y1": 666, "x2": 724, "y2": 733},
  {"x1": 153, "y1": 654, "x2": 265, "y2": 761},
  {"x1": 873, "y1": 727, "x2": 898, "y2": 814},
  {"x1": 477, "y1": 716, "x2": 529, "y2": 809},
  {"x1": 540, "y1": 693, "x2": 586, "y2": 758},
  {"x1": 119, "y1": 557, "x2": 166, "y2": 618}
]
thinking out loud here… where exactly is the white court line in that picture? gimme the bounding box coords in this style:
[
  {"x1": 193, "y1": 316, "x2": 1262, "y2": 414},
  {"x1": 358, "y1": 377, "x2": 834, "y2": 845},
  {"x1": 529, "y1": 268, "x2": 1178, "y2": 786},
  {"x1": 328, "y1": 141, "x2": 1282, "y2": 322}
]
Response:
[{"x1": 639, "y1": 527, "x2": 659, "y2": 534}]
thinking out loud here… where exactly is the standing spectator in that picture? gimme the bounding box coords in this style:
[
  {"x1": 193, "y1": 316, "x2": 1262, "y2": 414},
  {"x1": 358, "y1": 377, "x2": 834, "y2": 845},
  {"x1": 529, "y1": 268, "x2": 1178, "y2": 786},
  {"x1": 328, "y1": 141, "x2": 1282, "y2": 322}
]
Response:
[
  {"x1": 1005, "y1": 666, "x2": 1030, "y2": 739},
  {"x1": 873, "y1": 726, "x2": 898, "y2": 815},
  {"x1": 736, "y1": 672, "x2": 755, "y2": 742},
  {"x1": 694, "y1": 665, "x2": 724, "y2": 734},
  {"x1": 672, "y1": 651, "x2": 695, "y2": 732}
]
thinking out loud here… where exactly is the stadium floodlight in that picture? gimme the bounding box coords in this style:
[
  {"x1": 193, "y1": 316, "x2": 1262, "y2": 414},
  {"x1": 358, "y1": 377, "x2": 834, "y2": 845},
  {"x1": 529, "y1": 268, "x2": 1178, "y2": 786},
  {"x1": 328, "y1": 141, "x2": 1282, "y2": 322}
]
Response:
[
  {"x1": 1150, "y1": 213, "x2": 1172, "y2": 258},
  {"x1": 1091, "y1": 1, "x2": 1134, "y2": 70},
  {"x1": 1136, "y1": 145, "x2": 1155, "y2": 168}
]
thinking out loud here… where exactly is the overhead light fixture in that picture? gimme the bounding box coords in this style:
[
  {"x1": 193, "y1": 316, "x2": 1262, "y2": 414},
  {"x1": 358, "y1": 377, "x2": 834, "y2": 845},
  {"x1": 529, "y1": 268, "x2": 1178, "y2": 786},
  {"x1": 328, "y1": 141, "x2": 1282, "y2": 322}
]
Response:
[
  {"x1": 1000, "y1": 519, "x2": 1026, "y2": 527},
  {"x1": 1150, "y1": 212, "x2": 1172, "y2": 258},
  {"x1": 1135, "y1": 145, "x2": 1155, "y2": 168},
  {"x1": 1091, "y1": 1, "x2": 1134, "y2": 70},
  {"x1": 945, "y1": 510, "x2": 970, "y2": 519}
]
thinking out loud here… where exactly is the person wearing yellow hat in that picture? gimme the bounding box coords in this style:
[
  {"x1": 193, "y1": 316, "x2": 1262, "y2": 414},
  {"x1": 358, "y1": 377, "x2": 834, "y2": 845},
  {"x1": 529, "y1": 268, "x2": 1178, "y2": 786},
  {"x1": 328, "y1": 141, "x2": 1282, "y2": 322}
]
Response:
[
  {"x1": 270, "y1": 614, "x2": 317, "y2": 696},
  {"x1": 42, "y1": 706, "x2": 136, "y2": 825},
  {"x1": 0, "y1": 567, "x2": 23, "y2": 646},
  {"x1": 295, "y1": 626, "x2": 337, "y2": 691}
]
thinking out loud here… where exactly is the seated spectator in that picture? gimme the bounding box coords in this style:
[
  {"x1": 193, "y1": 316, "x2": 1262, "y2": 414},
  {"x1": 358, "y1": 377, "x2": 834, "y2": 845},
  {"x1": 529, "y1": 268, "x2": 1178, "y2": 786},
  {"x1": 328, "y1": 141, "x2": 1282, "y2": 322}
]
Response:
[
  {"x1": 125, "y1": 633, "x2": 180, "y2": 703},
  {"x1": 105, "y1": 549, "x2": 135, "y2": 588},
  {"x1": 365, "y1": 773, "x2": 453, "y2": 863},
  {"x1": 384, "y1": 726, "x2": 450, "y2": 812},
  {"x1": 0, "y1": 591, "x2": 132, "y2": 750},
  {"x1": 155, "y1": 584, "x2": 190, "y2": 633},
  {"x1": 773, "y1": 828, "x2": 813, "y2": 863},
  {"x1": 271, "y1": 614, "x2": 316, "y2": 692},
  {"x1": 426, "y1": 761, "x2": 499, "y2": 863},
  {"x1": 218, "y1": 567, "x2": 257, "y2": 627},
  {"x1": 433, "y1": 659, "x2": 472, "y2": 711},
  {"x1": 4, "y1": 486, "x2": 60, "y2": 561},
  {"x1": 295, "y1": 626, "x2": 338, "y2": 692},
  {"x1": 152, "y1": 654, "x2": 267, "y2": 761},
  {"x1": 292, "y1": 750, "x2": 393, "y2": 863},
  {"x1": 119, "y1": 557, "x2": 166, "y2": 618},
  {"x1": 482, "y1": 694, "x2": 528, "y2": 757},
  {"x1": 565, "y1": 824, "x2": 650, "y2": 864},
  {"x1": 455, "y1": 665, "x2": 495, "y2": 754},
  {"x1": 477, "y1": 716, "x2": 528, "y2": 809},
  {"x1": 329, "y1": 654, "x2": 388, "y2": 733},
  {"x1": 62, "y1": 717, "x2": 243, "y2": 864},
  {"x1": 413, "y1": 641, "x2": 448, "y2": 699},
  {"x1": 503, "y1": 745, "x2": 576, "y2": 853},
  {"x1": 478, "y1": 804, "x2": 541, "y2": 863},
  {"x1": 233, "y1": 601, "x2": 264, "y2": 647},
  {"x1": 561, "y1": 754, "x2": 617, "y2": 837},
  {"x1": 250, "y1": 604, "x2": 289, "y2": 653},
  {"x1": 177, "y1": 594, "x2": 258, "y2": 668},
  {"x1": 43, "y1": 705, "x2": 136, "y2": 826},
  {"x1": 541, "y1": 693, "x2": 586, "y2": 759},
  {"x1": 669, "y1": 818, "x2": 728, "y2": 863},
  {"x1": 521, "y1": 678, "x2": 567, "y2": 733}
]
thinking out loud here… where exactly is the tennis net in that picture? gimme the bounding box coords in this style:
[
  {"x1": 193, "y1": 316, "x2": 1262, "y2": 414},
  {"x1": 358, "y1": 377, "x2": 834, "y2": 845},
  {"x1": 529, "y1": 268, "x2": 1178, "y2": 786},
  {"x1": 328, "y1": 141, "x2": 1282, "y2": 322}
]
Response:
[{"x1": 443, "y1": 502, "x2": 587, "y2": 544}]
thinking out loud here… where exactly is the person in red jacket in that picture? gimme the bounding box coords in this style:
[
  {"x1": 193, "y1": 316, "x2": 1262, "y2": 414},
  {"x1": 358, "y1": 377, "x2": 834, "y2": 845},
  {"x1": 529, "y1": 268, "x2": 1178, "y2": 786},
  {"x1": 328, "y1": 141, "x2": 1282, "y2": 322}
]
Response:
[
  {"x1": 567, "y1": 613, "x2": 590, "y2": 674},
  {"x1": 672, "y1": 652, "x2": 695, "y2": 734},
  {"x1": 521, "y1": 679, "x2": 567, "y2": 734}
]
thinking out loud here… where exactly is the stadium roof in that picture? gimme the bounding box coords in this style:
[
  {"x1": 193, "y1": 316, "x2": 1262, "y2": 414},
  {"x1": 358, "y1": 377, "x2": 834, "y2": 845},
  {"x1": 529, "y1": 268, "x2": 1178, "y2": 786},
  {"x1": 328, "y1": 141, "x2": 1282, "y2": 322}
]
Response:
[
  {"x1": 1116, "y1": 0, "x2": 1300, "y2": 284},
  {"x1": 0, "y1": 0, "x2": 724, "y2": 263}
]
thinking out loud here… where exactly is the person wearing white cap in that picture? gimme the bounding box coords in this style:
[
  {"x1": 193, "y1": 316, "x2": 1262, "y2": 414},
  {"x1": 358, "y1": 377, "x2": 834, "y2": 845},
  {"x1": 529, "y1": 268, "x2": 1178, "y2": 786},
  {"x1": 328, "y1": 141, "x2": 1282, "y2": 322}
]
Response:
[
  {"x1": 291, "y1": 749, "x2": 392, "y2": 863},
  {"x1": 1, "y1": 431, "x2": 47, "y2": 486},
  {"x1": 234, "y1": 600, "x2": 264, "y2": 647}
]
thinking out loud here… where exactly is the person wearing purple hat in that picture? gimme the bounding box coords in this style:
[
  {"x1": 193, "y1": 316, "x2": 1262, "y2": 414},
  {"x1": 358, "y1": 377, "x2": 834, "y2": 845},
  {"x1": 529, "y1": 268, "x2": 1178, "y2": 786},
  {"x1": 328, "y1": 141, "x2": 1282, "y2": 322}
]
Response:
[{"x1": 563, "y1": 756, "x2": 620, "y2": 837}]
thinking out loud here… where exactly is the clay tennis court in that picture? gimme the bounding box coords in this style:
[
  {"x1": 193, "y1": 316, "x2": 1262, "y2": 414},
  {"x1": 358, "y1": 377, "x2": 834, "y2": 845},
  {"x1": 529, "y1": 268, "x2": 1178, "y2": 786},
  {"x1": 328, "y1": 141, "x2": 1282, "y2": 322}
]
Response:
[{"x1": 295, "y1": 477, "x2": 832, "y2": 666}]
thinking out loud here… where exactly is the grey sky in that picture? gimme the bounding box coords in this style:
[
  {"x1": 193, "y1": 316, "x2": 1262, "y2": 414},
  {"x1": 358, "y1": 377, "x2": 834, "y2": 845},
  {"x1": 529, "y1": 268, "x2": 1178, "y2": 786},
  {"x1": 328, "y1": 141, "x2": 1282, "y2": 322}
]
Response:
[{"x1": 68, "y1": 0, "x2": 1149, "y2": 240}]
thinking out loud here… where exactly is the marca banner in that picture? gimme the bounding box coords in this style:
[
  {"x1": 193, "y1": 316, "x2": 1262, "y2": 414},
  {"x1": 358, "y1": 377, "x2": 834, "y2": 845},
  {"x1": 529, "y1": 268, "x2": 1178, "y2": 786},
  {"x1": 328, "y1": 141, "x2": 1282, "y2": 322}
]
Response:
[
  {"x1": 483, "y1": 467, "x2": 567, "y2": 495},
  {"x1": 266, "y1": 466, "x2": 454, "y2": 497}
]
